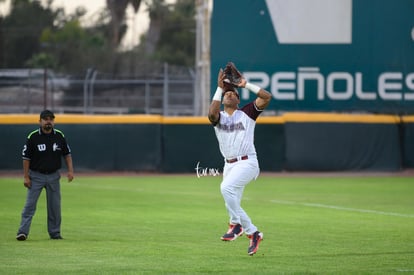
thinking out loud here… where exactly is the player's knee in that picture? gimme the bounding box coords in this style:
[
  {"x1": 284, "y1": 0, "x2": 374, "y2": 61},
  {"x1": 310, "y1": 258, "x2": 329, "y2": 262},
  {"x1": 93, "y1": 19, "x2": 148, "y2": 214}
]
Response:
[{"x1": 220, "y1": 184, "x2": 234, "y2": 196}]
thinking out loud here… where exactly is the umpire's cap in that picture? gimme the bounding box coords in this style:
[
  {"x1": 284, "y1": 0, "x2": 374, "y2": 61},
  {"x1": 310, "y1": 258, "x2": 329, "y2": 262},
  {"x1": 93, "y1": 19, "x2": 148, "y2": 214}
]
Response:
[{"x1": 40, "y1": 110, "x2": 55, "y2": 119}]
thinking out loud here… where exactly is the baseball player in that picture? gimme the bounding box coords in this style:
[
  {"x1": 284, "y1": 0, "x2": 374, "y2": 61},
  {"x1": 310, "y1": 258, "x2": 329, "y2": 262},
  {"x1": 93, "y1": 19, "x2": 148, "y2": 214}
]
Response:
[
  {"x1": 16, "y1": 110, "x2": 74, "y2": 241},
  {"x1": 208, "y1": 63, "x2": 272, "y2": 255}
]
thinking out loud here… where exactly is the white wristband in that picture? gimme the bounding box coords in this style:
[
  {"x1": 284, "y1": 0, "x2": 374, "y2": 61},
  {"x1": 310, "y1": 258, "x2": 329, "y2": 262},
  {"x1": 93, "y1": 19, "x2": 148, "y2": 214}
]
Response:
[
  {"x1": 213, "y1": 87, "x2": 223, "y2": 101},
  {"x1": 245, "y1": 82, "x2": 261, "y2": 94}
]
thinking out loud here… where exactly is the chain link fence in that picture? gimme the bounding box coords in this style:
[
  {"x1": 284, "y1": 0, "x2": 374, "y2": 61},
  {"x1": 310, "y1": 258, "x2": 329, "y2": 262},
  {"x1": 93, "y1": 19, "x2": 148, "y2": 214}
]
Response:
[{"x1": 0, "y1": 64, "x2": 196, "y2": 116}]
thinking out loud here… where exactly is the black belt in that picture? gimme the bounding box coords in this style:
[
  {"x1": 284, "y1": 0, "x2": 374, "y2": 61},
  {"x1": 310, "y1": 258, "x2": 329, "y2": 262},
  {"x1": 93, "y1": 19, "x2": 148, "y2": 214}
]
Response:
[
  {"x1": 226, "y1": 155, "x2": 248, "y2": 164},
  {"x1": 33, "y1": 169, "x2": 57, "y2": 174}
]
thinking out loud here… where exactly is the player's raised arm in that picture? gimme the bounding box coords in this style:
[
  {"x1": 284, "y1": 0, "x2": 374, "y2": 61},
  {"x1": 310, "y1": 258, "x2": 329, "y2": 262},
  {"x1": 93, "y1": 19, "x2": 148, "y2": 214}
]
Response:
[
  {"x1": 208, "y1": 68, "x2": 225, "y2": 124},
  {"x1": 223, "y1": 62, "x2": 272, "y2": 110},
  {"x1": 238, "y1": 78, "x2": 272, "y2": 110}
]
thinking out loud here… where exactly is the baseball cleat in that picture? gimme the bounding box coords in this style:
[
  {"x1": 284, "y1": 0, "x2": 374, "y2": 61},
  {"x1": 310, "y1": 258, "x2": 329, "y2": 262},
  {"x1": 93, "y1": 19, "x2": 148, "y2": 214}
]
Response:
[
  {"x1": 221, "y1": 223, "x2": 244, "y2": 241},
  {"x1": 16, "y1": 233, "x2": 27, "y2": 241},
  {"x1": 247, "y1": 231, "x2": 263, "y2": 256}
]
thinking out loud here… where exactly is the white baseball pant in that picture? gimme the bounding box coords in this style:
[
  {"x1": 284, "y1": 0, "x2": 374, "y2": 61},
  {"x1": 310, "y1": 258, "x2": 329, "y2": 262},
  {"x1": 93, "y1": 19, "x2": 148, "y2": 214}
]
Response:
[{"x1": 220, "y1": 155, "x2": 260, "y2": 235}]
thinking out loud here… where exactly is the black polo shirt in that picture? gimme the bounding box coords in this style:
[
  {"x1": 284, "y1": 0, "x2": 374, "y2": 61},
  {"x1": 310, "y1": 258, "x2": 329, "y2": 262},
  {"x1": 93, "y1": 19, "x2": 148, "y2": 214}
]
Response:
[{"x1": 22, "y1": 128, "x2": 71, "y2": 173}]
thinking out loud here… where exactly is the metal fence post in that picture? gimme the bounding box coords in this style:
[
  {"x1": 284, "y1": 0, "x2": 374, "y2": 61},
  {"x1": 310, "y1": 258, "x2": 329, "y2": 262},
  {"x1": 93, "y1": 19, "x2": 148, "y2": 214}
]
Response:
[
  {"x1": 163, "y1": 63, "x2": 169, "y2": 116},
  {"x1": 89, "y1": 70, "x2": 97, "y2": 114},
  {"x1": 83, "y1": 68, "x2": 93, "y2": 114},
  {"x1": 43, "y1": 68, "x2": 48, "y2": 110}
]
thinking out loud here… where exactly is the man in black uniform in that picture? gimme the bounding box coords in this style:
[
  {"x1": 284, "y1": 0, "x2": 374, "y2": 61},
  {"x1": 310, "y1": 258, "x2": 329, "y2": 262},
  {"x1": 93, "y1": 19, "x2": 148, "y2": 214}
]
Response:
[{"x1": 16, "y1": 110, "x2": 74, "y2": 241}]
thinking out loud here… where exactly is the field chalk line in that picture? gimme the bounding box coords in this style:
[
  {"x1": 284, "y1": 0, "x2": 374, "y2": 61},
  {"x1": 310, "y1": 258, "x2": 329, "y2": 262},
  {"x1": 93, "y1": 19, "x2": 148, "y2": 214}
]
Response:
[{"x1": 271, "y1": 200, "x2": 414, "y2": 218}]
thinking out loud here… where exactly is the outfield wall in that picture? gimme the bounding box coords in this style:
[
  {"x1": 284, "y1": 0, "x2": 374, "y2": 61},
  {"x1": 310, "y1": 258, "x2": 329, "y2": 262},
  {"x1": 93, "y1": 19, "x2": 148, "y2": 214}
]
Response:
[
  {"x1": 402, "y1": 116, "x2": 414, "y2": 168},
  {"x1": 0, "y1": 114, "x2": 411, "y2": 173}
]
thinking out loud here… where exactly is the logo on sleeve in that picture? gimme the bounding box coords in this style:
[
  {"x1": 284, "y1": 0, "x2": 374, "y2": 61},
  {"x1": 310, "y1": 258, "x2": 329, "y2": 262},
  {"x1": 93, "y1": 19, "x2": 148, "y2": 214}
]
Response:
[{"x1": 22, "y1": 145, "x2": 27, "y2": 155}]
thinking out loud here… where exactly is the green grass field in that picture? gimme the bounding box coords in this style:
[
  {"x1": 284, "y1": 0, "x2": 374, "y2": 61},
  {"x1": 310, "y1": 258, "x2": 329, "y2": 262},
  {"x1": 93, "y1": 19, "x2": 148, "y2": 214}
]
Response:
[{"x1": 0, "y1": 174, "x2": 413, "y2": 274}]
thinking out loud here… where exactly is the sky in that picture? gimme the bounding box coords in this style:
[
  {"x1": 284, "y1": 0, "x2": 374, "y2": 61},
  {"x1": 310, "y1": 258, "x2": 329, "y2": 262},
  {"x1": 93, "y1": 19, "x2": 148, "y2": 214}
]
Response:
[{"x1": 0, "y1": 0, "x2": 153, "y2": 50}]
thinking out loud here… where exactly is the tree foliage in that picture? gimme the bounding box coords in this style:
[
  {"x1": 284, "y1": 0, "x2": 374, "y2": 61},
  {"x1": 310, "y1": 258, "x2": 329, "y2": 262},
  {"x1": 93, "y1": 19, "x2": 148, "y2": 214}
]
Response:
[
  {"x1": 106, "y1": 0, "x2": 141, "y2": 49},
  {"x1": 1, "y1": 0, "x2": 57, "y2": 67},
  {"x1": 0, "y1": 0, "x2": 196, "y2": 73},
  {"x1": 143, "y1": 0, "x2": 195, "y2": 67},
  {"x1": 30, "y1": 20, "x2": 111, "y2": 72}
]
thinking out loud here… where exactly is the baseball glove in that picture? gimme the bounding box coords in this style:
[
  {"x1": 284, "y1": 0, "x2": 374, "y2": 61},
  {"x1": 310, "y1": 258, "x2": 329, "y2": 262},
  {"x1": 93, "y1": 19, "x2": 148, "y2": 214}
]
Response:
[{"x1": 223, "y1": 62, "x2": 242, "y2": 87}]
